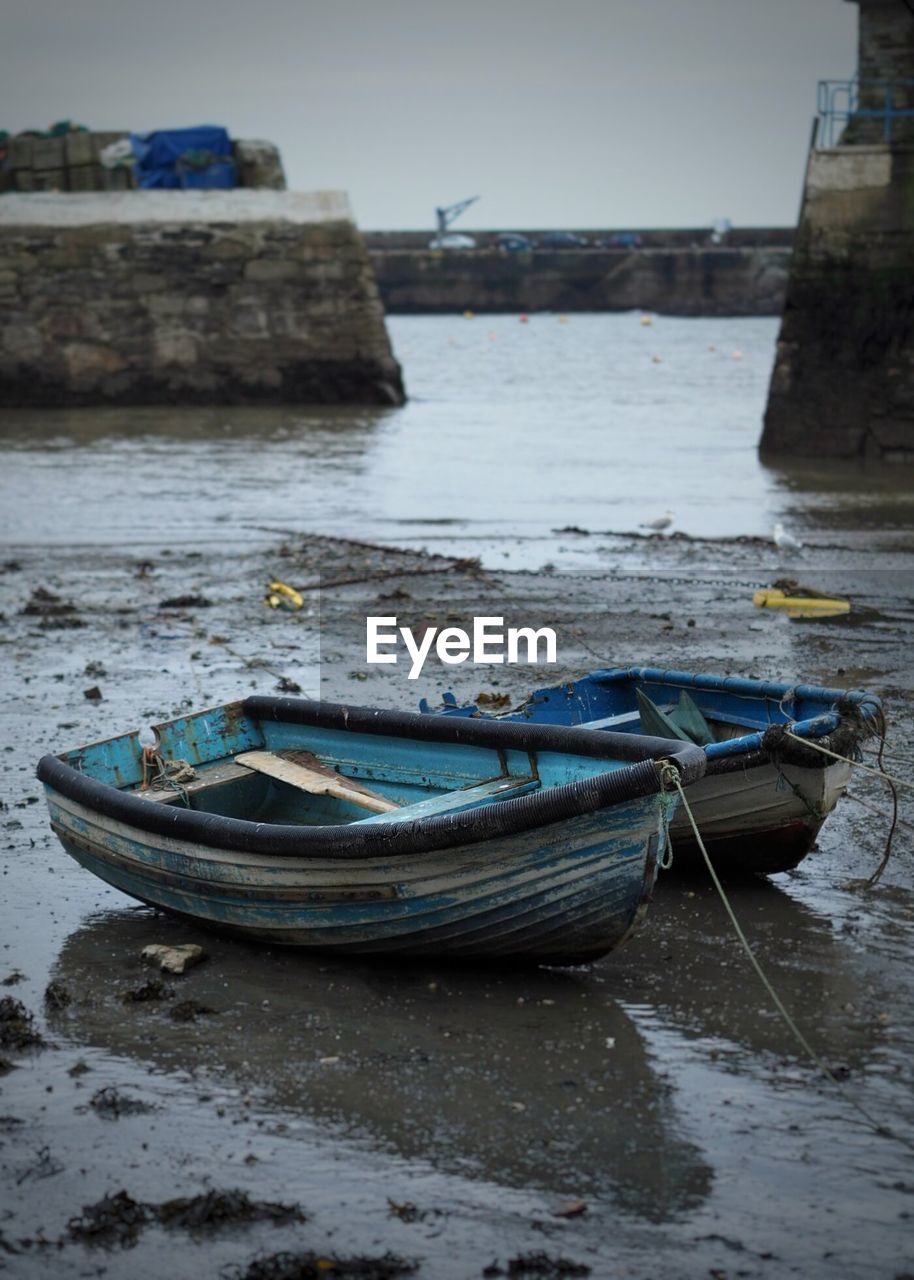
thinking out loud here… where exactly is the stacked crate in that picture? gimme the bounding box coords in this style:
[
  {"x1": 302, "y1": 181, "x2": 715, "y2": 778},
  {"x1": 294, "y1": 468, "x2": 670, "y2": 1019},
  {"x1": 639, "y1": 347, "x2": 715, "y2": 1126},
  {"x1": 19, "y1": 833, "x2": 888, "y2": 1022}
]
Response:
[{"x1": 3, "y1": 131, "x2": 134, "y2": 193}]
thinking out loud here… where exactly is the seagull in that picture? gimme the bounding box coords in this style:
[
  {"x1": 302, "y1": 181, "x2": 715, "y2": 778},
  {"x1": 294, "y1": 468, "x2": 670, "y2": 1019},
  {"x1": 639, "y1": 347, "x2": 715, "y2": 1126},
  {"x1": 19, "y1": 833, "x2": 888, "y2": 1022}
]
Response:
[
  {"x1": 773, "y1": 522, "x2": 803, "y2": 551},
  {"x1": 641, "y1": 510, "x2": 674, "y2": 532}
]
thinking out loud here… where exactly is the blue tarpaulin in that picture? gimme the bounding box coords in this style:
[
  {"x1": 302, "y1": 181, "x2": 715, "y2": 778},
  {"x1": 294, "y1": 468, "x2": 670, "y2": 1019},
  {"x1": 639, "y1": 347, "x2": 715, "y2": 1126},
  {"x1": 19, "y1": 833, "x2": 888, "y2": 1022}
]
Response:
[{"x1": 130, "y1": 126, "x2": 235, "y2": 189}]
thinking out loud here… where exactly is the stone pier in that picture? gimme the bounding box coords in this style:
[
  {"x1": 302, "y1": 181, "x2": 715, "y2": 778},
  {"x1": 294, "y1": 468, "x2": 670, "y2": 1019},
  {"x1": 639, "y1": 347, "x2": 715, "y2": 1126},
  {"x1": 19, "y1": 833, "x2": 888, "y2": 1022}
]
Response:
[
  {"x1": 760, "y1": 0, "x2": 914, "y2": 462},
  {"x1": 0, "y1": 190, "x2": 405, "y2": 407}
]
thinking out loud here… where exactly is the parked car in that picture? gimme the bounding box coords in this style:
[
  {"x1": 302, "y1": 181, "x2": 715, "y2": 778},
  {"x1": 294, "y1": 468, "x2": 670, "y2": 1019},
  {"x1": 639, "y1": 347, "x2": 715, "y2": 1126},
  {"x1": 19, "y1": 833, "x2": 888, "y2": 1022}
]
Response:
[
  {"x1": 494, "y1": 232, "x2": 535, "y2": 252},
  {"x1": 429, "y1": 233, "x2": 477, "y2": 250},
  {"x1": 605, "y1": 231, "x2": 643, "y2": 249},
  {"x1": 538, "y1": 230, "x2": 589, "y2": 248}
]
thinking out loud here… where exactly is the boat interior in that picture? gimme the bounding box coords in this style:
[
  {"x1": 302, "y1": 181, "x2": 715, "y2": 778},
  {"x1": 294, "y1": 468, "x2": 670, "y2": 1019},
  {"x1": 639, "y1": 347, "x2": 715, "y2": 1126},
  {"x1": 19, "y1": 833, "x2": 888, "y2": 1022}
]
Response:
[
  {"x1": 433, "y1": 672, "x2": 845, "y2": 757},
  {"x1": 57, "y1": 703, "x2": 641, "y2": 829}
]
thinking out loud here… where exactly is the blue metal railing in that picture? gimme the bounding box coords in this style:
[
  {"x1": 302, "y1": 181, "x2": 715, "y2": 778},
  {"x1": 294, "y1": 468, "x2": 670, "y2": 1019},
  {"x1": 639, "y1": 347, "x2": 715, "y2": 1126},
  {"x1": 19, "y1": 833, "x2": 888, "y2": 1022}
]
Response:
[{"x1": 817, "y1": 79, "x2": 914, "y2": 147}]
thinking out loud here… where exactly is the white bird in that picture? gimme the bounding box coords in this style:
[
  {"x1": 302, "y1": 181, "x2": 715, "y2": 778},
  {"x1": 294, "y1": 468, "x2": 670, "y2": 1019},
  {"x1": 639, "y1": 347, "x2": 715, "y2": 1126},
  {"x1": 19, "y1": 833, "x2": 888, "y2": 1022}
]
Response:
[
  {"x1": 641, "y1": 510, "x2": 674, "y2": 532},
  {"x1": 773, "y1": 522, "x2": 803, "y2": 551}
]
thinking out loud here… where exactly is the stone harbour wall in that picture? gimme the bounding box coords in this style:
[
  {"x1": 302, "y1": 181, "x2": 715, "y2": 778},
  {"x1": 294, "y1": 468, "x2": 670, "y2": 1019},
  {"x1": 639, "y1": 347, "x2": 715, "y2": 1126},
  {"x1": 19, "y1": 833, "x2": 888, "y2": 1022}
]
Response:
[
  {"x1": 0, "y1": 191, "x2": 405, "y2": 407},
  {"x1": 370, "y1": 244, "x2": 791, "y2": 316},
  {"x1": 761, "y1": 144, "x2": 914, "y2": 462}
]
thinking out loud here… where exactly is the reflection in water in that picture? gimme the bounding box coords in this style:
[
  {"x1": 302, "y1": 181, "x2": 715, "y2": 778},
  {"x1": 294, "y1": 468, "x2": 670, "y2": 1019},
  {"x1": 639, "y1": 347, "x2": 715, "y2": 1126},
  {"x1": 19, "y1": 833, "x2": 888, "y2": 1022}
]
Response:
[
  {"x1": 611, "y1": 876, "x2": 874, "y2": 1069},
  {"x1": 49, "y1": 909, "x2": 712, "y2": 1223}
]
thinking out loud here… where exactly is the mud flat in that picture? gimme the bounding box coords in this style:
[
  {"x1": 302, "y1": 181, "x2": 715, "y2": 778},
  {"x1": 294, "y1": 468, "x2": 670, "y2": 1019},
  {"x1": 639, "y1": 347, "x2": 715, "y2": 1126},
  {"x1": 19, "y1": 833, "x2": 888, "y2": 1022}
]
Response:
[{"x1": 0, "y1": 527, "x2": 912, "y2": 1279}]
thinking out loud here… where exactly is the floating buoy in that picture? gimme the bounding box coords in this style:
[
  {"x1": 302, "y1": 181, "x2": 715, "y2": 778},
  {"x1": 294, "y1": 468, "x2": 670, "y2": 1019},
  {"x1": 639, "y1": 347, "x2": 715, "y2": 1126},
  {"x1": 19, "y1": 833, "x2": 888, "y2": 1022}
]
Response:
[
  {"x1": 463, "y1": 309, "x2": 475, "y2": 320},
  {"x1": 488, "y1": 331, "x2": 498, "y2": 342},
  {"x1": 558, "y1": 315, "x2": 569, "y2": 324},
  {"x1": 708, "y1": 344, "x2": 716, "y2": 352},
  {"x1": 753, "y1": 588, "x2": 849, "y2": 620},
  {"x1": 651, "y1": 354, "x2": 663, "y2": 364},
  {"x1": 640, "y1": 314, "x2": 653, "y2": 326},
  {"x1": 732, "y1": 349, "x2": 743, "y2": 360},
  {"x1": 519, "y1": 313, "x2": 529, "y2": 323}
]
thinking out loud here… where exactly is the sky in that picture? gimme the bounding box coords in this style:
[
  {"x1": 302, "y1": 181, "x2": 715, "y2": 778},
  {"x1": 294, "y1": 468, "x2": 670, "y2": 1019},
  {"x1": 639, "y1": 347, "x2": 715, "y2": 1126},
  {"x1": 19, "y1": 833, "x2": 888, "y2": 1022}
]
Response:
[{"x1": 2, "y1": 0, "x2": 858, "y2": 231}]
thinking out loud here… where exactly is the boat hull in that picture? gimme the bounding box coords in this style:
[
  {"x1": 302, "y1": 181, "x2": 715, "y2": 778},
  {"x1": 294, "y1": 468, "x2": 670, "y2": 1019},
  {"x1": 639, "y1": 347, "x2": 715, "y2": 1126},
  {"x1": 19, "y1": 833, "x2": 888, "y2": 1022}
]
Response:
[
  {"x1": 422, "y1": 667, "x2": 880, "y2": 875},
  {"x1": 45, "y1": 787, "x2": 662, "y2": 963},
  {"x1": 667, "y1": 759, "x2": 851, "y2": 873}
]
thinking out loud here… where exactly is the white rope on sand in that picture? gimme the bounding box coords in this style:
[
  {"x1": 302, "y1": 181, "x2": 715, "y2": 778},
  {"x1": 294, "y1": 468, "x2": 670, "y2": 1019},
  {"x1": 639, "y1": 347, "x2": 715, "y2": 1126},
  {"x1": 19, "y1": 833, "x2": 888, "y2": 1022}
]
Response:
[{"x1": 667, "y1": 768, "x2": 914, "y2": 1153}]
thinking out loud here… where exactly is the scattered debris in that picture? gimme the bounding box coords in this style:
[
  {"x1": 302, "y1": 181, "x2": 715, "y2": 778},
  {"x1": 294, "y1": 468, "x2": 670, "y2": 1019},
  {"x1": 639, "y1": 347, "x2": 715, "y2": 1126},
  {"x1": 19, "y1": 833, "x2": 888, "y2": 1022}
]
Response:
[
  {"x1": 70, "y1": 1188, "x2": 304, "y2": 1249},
  {"x1": 122, "y1": 978, "x2": 173, "y2": 1003},
  {"x1": 158, "y1": 594, "x2": 213, "y2": 610},
  {"x1": 1, "y1": 970, "x2": 24, "y2": 986},
  {"x1": 156, "y1": 1189, "x2": 304, "y2": 1232},
  {"x1": 387, "y1": 1199, "x2": 422, "y2": 1223},
  {"x1": 0, "y1": 1227, "x2": 20, "y2": 1255},
  {"x1": 16, "y1": 1144, "x2": 64, "y2": 1185},
  {"x1": 169, "y1": 1000, "x2": 217, "y2": 1023},
  {"x1": 236, "y1": 1251, "x2": 418, "y2": 1280},
  {"x1": 68, "y1": 1190, "x2": 153, "y2": 1247},
  {"x1": 264, "y1": 581, "x2": 304, "y2": 611},
  {"x1": 483, "y1": 1255, "x2": 591, "y2": 1277},
  {"x1": 476, "y1": 691, "x2": 511, "y2": 708},
  {"x1": 275, "y1": 676, "x2": 303, "y2": 693},
  {"x1": 550, "y1": 1200, "x2": 588, "y2": 1219},
  {"x1": 88, "y1": 1087, "x2": 156, "y2": 1118},
  {"x1": 141, "y1": 943, "x2": 207, "y2": 975},
  {"x1": 20, "y1": 586, "x2": 78, "y2": 618},
  {"x1": 44, "y1": 980, "x2": 72, "y2": 1011},
  {"x1": 67, "y1": 1059, "x2": 91, "y2": 1077},
  {"x1": 84, "y1": 660, "x2": 107, "y2": 677},
  {"x1": 83, "y1": 685, "x2": 103, "y2": 701},
  {"x1": 0, "y1": 997, "x2": 45, "y2": 1050},
  {"x1": 0, "y1": 1058, "x2": 16, "y2": 1076}
]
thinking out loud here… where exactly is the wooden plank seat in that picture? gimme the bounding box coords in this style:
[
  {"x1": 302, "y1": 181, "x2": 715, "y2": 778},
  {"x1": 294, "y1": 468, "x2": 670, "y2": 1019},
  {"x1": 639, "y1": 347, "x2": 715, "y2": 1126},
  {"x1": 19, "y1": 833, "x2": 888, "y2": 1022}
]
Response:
[
  {"x1": 580, "y1": 710, "x2": 642, "y2": 730},
  {"x1": 235, "y1": 750, "x2": 398, "y2": 814}
]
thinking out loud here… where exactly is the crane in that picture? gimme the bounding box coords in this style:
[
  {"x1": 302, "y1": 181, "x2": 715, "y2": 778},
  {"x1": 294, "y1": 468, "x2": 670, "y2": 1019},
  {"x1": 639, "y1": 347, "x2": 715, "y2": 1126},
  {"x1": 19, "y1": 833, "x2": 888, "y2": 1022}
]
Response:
[{"x1": 435, "y1": 196, "x2": 479, "y2": 236}]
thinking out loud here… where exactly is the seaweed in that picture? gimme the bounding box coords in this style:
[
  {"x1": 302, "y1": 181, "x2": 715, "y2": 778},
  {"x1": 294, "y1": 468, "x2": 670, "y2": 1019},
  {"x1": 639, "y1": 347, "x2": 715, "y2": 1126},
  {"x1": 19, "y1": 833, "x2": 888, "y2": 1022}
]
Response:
[
  {"x1": 0, "y1": 997, "x2": 45, "y2": 1050},
  {"x1": 236, "y1": 1251, "x2": 418, "y2": 1280}
]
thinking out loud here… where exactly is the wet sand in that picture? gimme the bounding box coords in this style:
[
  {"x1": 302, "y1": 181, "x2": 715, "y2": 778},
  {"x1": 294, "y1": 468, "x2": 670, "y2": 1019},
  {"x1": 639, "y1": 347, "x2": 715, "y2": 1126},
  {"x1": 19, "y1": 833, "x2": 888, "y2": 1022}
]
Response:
[{"x1": 1, "y1": 520, "x2": 912, "y2": 1279}]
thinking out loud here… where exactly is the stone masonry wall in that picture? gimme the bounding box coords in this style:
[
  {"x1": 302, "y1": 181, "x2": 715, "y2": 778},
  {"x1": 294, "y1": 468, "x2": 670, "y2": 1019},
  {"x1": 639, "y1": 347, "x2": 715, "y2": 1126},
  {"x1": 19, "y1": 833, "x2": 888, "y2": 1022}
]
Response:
[
  {"x1": 760, "y1": 144, "x2": 914, "y2": 461},
  {"x1": 370, "y1": 245, "x2": 790, "y2": 316},
  {"x1": 0, "y1": 191, "x2": 405, "y2": 407}
]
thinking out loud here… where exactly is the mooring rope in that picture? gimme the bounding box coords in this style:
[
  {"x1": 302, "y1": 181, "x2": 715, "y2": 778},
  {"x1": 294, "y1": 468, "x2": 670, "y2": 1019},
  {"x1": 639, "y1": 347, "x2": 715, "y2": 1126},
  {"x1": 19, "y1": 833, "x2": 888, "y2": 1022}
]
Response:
[
  {"x1": 846, "y1": 790, "x2": 914, "y2": 835},
  {"x1": 666, "y1": 766, "x2": 914, "y2": 1152},
  {"x1": 783, "y1": 730, "x2": 914, "y2": 794},
  {"x1": 782, "y1": 729, "x2": 905, "y2": 886}
]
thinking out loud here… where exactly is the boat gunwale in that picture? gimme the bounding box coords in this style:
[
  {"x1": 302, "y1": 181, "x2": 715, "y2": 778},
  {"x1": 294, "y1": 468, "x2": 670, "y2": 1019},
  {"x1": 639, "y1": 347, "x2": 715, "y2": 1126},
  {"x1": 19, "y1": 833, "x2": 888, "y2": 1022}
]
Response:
[
  {"x1": 37, "y1": 696, "x2": 706, "y2": 861},
  {"x1": 423, "y1": 666, "x2": 883, "y2": 775}
]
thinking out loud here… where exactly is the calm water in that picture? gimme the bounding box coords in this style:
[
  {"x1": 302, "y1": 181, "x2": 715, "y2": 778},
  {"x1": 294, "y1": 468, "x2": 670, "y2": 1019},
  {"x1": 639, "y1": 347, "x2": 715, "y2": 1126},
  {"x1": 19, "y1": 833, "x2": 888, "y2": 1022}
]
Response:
[{"x1": 2, "y1": 313, "x2": 911, "y2": 568}]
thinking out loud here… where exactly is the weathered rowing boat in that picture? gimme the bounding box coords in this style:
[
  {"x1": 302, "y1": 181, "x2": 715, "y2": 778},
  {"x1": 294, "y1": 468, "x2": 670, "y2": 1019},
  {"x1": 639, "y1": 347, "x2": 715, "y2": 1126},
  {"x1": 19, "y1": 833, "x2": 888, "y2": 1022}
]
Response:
[
  {"x1": 420, "y1": 668, "x2": 884, "y2": 874},
  {"x1": 37, "y1": 697, "x2": 705, "y2": 963}
]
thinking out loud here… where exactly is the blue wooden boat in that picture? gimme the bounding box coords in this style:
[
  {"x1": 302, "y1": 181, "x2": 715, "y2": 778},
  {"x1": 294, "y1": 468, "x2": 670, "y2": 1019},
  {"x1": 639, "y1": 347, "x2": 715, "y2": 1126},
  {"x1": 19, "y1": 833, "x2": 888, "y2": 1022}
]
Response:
[
  {"x1": 37, "y1": 697, "x2": 705, "y2": 964},
  {"x1": 420, "y1": 668, "x2": 884, "y2": 875}
]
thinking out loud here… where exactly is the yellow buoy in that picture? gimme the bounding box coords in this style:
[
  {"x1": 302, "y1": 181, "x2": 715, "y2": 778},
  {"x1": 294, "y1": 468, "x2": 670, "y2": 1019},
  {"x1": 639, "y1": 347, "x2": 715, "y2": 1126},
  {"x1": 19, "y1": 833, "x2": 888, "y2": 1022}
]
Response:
[
  {"x1": 753, "y1": 588, "x2": 849, "y2": 620},
  {"x1": 265, "y1": 581, "x2": 304, "y2": 611},
  {"x1": 463, "y1": 309, "x2": 475, "y2": 320},
  {"x1": 640, "y1": 314, "x2": 653, "y2": 326}
]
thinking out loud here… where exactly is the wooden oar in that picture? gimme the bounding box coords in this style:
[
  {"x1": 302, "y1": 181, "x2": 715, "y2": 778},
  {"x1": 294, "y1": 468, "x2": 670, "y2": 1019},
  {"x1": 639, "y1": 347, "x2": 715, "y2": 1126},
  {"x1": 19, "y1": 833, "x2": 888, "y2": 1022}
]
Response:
[{"x1": 235, "y1": 750, "x2": 399, "y2": 814}]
